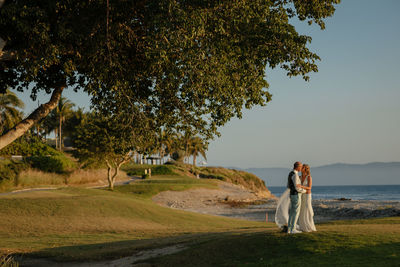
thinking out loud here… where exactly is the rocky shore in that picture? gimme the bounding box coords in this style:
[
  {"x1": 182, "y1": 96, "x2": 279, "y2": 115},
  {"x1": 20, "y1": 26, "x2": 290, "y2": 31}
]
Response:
[{"x1": 153, "y1": 181, "x2": 400, "y2": 223}]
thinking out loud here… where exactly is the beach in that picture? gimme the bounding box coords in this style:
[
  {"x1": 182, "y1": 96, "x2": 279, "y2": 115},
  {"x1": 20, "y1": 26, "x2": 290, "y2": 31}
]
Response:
[{"x1": 153, "y1": 181, "x2": 400, "y2": 223}]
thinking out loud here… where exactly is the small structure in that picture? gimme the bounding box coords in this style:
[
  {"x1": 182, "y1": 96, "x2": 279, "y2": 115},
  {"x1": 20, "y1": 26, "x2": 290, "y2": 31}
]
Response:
[{"x1": 145, "y1": 156, "x2": 162, "y2": 165}]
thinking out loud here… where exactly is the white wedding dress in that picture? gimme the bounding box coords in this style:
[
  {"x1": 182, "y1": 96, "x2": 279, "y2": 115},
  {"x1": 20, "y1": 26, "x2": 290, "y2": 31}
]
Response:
[
  {"x1": 298, "y1": 176, "x2": 317, "y2": 232},
  {"x1": 275, "y1": 176, "x2": 316, "y2": 232}
]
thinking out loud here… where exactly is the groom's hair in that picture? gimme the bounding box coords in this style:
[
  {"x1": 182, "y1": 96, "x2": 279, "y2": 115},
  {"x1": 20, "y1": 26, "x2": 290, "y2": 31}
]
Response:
[{"x1": 293, "y1": 161, "x2": 301, "y2": 169}]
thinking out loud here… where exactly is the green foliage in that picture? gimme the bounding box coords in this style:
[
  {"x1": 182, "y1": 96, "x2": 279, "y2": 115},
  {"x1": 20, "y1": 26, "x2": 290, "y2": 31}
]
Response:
[
  {"x1": 0, "y1": 160, "x2": 29, "y2": 181},
  {"x1": 0, "y1": 135, "x2": 58, "y2": 156},
  {"x1": 198, "y1": 167, "x2": 268, "y2": 193},
  {"x1": 26, "y1": 154, "x2": 75, "y2": 174},
  {"x1": 122, "y1": 164, "x2": 176, "y2": 177},
  {"x1": 1, "y1": 0, "x2": 340, "y2": 144},
  {"x1": 73, "y1": 114, "x2": 135, "y2": 164},
  {"x1": 0, "y1": 89, "x2": 24, "y2": 135},
  {"x1": 0, "y1": 135, "x2": 74, "y2": 174}
]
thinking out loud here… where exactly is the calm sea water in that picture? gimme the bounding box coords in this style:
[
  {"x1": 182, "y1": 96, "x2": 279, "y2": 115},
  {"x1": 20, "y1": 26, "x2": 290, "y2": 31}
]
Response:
[{"x1": 268, "y1": 185, "x2": 400, "y2": 200}]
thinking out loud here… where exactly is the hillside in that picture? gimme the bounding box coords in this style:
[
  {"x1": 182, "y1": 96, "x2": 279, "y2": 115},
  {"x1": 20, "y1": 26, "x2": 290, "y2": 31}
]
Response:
[
  {"x1": 0, "y1": 175, "x2": 268, "y2": 262},
  {"x1": 122, "y1": 163, "x2": 273, "y2": 198},
  {"x1": 246, "y1": 162, "x2": 400, "y2": 186}
]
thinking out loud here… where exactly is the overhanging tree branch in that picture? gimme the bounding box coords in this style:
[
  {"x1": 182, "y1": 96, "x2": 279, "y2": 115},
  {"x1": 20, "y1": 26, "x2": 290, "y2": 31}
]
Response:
[{"x1": 0, "y1": 85, "x2": 65, "y2": 149}]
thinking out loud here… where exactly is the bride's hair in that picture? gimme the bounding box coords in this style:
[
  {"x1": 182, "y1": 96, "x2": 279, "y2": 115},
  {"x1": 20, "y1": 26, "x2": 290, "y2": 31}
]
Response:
[{"x1": 303, "y1": 164, "x2": 311, "y2": 177}]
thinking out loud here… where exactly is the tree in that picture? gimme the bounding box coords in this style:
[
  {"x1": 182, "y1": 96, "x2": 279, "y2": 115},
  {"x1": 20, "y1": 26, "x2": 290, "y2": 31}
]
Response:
[
  {"x1": 1, "y1": 0, "x2": 341, "y2": 149},
  {"x1": 188, "y1": 137, "x2": 207, "y2": 168},
  {"x1": 0, "y1": 89, "x2": 24, "y2": 134},
  {"x1": 55, "y1": 96, "x2": 75, "y2": 150},
  {"x1": 63, "y1": 107, "x2": 87, "y2": 145},
  {"x1": 0, "y1": 0, "x2": 108, "y2": 148},
  {"x1": 74, "y1": 115, "x2": 131, "y2": 190},
  {"x1": 74, "y1": 112, "x2": 154, "y2": 190},
  {"x1": 41, "y1": 108, "x2": 58, "y2": 142}
]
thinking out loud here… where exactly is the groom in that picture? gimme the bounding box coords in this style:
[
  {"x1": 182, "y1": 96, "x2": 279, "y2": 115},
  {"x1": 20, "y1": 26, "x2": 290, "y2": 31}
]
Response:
[{"x1": 287, "y1": 161, "x2": 306, "y2": 234}]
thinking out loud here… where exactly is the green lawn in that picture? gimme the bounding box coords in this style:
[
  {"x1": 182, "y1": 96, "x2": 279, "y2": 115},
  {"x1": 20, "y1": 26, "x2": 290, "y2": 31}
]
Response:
[
  {"x1": 1, "y1": 174, "x2": 399, "y2": 266},
  {"x1": 0, "y1": 175, "x2": 268, "y2": 261},
  {"x1": 146, "y1": 217, "x2": 400, "y2": 266}
]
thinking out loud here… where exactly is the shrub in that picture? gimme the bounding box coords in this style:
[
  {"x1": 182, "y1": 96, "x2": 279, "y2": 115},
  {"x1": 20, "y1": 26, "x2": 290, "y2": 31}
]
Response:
[
  {"x1": 122, "y1": 163, "x2": 175, "y2": 176},
  {"x1": 0, "y1": 160, "x2": 30, "y2": 181},
  {"x1": 26, "y1": 153, "x2": 76, "y2": 174},
  {"x1": 0, "y1": 135, "x2": 58, "y2": 156}
]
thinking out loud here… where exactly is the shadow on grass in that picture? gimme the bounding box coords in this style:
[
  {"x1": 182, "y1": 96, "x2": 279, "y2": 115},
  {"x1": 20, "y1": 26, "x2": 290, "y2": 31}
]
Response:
[
  {"x1": 19, "y1": 226, "x2": 400, "y2": 267},
  {"x1": 145, "y1": 231, "x2": 400, "y2": 267},
  {"x1": 20, "y1": 230, "x2": 269, "y2": 263}
]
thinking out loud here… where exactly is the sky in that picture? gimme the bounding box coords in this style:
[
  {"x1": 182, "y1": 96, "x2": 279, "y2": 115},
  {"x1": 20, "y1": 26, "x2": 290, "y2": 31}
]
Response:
[{"x1": 15, "y1": 0, "x2": 400, "y2": 169}]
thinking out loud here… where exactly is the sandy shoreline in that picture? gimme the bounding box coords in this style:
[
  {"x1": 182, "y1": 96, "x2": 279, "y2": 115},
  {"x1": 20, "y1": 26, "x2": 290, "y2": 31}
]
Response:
[{"x1": 153, "y1": 182, "x2": 400, "y2": 223}]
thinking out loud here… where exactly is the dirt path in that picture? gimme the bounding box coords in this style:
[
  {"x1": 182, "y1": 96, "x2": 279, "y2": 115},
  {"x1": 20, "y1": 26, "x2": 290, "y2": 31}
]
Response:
[{"x1": 19, "y1": 245, "x2": 187, "y2": 267}]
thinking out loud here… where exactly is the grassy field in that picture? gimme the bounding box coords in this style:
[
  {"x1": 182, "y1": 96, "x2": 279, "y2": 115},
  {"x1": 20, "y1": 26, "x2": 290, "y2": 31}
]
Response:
[
  {"x1": 145, "y1": 217, "x2": 400, "y2": 266},
  {"x1": 1, "y1": 174, "x2": 399, "y2": 266},
  {"x1": 0, "y1": 175, "x2": 267, "y2": 261}
]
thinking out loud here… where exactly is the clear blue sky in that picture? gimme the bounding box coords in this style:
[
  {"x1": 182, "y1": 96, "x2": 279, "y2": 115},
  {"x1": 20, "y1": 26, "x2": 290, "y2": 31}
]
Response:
[{"x1": 16, "y1": 0, "x2": 400, "y2": 168}]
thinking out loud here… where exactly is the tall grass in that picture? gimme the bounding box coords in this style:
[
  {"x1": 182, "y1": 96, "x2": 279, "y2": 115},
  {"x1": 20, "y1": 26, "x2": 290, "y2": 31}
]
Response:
[
  {"x1": 67, "y1": 169, "x2": 128, "y2": 185},
  {"x1": 0, "y1": 168, "x2": 129, "y2": 192},
  {"x1": 17, "y1": 169, "x2": 66, "y2": 187}
]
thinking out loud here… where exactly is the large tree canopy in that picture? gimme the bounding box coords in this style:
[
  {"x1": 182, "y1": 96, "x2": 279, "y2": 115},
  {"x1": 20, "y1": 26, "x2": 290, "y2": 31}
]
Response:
[{"x1": 0, "y1": 0, "x2": 340, "y2": 149}]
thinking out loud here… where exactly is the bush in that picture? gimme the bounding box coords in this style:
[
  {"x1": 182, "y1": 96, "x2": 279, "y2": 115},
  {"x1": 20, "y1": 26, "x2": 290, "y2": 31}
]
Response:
[
  {"x1": 0, "y1": 135, "x2": 58, "y2": 156},
  {"x1": 26, "y1": 153, "x2": 76, "y2": 174},
  {"x1": 0, "y1": 160, "x2": 30, "y2": 181},
  {"x1": 122, "y1": 163, "x2": 175, "y2": 176}
]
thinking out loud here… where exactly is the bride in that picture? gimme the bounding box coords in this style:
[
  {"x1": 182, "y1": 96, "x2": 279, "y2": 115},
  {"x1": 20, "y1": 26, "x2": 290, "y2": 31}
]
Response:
[{"x1": 275, "y1": 164, "x2": 316, "y2": 232}]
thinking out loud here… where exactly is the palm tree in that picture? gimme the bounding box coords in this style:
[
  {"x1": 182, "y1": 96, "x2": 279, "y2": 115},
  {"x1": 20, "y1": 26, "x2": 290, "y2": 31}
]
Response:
[
  {"x1": 182, "y1": 131, "x2": 194, "y2": 163},
  {"x1": 0, "y1": 89, "x2": 24, "y2": 134},
  {"x1": 63, "y1": 107, "x2": 87, "y2": 145},
  {"x1": 56, "y1": 96, "x2": 75, "y2": 150},
  {"x1": 164, "y1": 133, "x2": 185, "y2": 163},
  {"x1": 188, "y1": 137, "x2": 207, "y2": 167},
  {"x1": 41, "y1": 108, "x2": 58, "y2": 145}
]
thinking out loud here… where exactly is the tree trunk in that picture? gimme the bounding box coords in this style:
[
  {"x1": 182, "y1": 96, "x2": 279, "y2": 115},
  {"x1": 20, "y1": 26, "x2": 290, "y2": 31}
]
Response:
[
  {"x1": 54, "y1": 127, "x2": 58, "y2": 149},
  {"x1": 59, "y1": 116, "x2": 62, "y2": 151},
  {"x1": 193, "y1": 154, "x2": 197, "y2": 167},
  {"x1": 106, "y1": 160, "x2": 114, "y2": 190},
  {"x1": 111, "y1": 166, "x2": 119, "y2": 188},
  {"x1": 0, "y1": 86, "x2": 64, "y2": 150}
]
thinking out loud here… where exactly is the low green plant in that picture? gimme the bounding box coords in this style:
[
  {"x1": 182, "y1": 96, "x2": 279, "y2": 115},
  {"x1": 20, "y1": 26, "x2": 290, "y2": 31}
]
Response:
[
  {"x1": 0, "y1": 135, "x2": 57, "y2": 157},
  {"x1": 0, "y1": 253, "x2": 19, "y2": 267},
  {"x1": 26, "y1": 153, "x2": 76, "y2": 174},
  {"x1": 122, "y1": 164, "x2": 175, "y2": 176},
  {"x1": 0, "y1": 160, "x2": 30, "y2": 182}
]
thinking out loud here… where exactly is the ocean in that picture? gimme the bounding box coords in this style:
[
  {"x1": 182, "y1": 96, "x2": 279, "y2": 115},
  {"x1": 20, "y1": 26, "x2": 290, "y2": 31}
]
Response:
[{"x1": 268, "y1": 185, "x2": 400, "y2": 201}]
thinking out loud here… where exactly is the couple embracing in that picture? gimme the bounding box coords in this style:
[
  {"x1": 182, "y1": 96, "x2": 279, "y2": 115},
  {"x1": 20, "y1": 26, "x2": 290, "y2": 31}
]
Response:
[{"x1": 275, "y1": 161, "x2": 316, "y2": 234}]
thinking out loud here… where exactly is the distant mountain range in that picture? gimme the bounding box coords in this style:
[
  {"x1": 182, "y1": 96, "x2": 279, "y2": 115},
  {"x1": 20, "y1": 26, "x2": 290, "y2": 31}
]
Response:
[{"x1": 241, "y1": 162, "x2": 400, "y2": 186}]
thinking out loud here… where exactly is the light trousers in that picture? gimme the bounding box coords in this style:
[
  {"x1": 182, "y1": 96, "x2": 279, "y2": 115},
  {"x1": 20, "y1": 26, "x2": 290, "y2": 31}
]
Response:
[{"x1": 288, "y1": 194, "x2": 302, "y2": 232}]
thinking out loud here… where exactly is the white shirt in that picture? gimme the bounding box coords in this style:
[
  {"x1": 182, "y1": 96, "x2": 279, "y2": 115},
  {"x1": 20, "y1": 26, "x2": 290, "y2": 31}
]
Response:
[{"x1": 293, "y1": 170, "x2": 306, "y2": 194}]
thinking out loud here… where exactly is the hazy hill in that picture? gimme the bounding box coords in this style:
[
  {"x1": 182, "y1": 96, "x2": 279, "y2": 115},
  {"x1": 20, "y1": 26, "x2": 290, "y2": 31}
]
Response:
[{"x1": 245, "y1": 162, "x2": 400, "y2": 186}]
